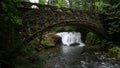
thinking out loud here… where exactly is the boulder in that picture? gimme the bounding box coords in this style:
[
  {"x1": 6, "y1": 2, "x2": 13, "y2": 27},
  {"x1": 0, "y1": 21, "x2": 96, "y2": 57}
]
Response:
[{"x1": 41, "y1": 32, "x2": 62, "y2": 47}]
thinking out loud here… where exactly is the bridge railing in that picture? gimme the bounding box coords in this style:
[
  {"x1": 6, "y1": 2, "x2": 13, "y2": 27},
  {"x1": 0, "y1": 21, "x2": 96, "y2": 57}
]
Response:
[{"x1": 19, "y1": 1, "x2": 99, "y2": 18}]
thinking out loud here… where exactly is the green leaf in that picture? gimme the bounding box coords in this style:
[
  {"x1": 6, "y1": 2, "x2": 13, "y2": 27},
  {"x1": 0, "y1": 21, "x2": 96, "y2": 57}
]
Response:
[
  {"x1": 39, "y1": 0, "x2": 45, "y2": 5},
  {"x1": 57, "y1": 0, "x2": 62, "y2": 8}
]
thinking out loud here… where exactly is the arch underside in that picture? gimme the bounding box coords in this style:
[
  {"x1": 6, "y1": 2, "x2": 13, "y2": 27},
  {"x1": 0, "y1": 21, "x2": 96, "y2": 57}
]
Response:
[{"x1": 21, "y1": 20, "x2": 105, "y2": 44}]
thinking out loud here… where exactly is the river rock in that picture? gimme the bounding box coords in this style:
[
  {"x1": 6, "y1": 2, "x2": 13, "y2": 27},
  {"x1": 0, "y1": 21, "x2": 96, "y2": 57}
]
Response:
[
  {"x1": 70, "y1": 43, "x2": 80, "y2": 46},
  {"x1": 42, "y1": 32, "x2": 62, "y2": 47}
]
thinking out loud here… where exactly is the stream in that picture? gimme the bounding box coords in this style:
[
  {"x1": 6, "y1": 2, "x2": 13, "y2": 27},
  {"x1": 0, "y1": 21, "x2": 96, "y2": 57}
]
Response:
[{"x1": 40, "y1": 32, "x2": 120, "y2": 68}]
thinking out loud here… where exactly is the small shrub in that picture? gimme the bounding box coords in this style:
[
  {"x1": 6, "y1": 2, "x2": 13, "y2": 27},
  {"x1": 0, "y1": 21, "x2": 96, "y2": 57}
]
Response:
[
  {"x1": 85, "y1": 32, "x2": 98, "y2": 45},
  {"x1": 109, "y1": 46, "x2": 120, "y2": 59}
]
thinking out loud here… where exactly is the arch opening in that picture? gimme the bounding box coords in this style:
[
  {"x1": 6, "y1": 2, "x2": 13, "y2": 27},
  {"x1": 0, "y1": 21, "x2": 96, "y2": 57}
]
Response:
[{"x1": 24, "y1": 22, "x2": 105, "y2": 47}]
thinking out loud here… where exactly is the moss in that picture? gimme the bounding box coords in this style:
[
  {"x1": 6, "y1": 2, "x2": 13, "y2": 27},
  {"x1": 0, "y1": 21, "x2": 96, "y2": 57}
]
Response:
[
  {"x1": 109, "y1": 46, "x2": 120, "y2": 59},
  {"x1": 41, "y1": 39, "x2": 54, "y2": 47},
  {"x1": 85, "y1": 32, "x2": 96, "y2": 45},
  {"x1": 41, "y1": 32, "x2": 61, "y2": 48}
]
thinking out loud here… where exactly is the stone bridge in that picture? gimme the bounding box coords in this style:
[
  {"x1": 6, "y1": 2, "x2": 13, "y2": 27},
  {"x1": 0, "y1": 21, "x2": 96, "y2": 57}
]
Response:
[{"x1": 19, "y1": 2, "x2": 106, "y2": 43}]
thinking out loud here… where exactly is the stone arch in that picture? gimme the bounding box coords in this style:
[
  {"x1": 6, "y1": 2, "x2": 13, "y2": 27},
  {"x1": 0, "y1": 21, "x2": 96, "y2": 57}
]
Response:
[
  {"x1": 22, "y1": 20, "x2": 106, "y2": 44},
  {"x1": 20, "y1": 2, "x2": 106, "y2": 44}
]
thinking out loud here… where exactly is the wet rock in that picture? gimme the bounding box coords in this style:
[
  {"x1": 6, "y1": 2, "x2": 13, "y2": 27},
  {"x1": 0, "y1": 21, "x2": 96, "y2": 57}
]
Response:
[
  {"x1": 42, "y1": 32, "x2": 62, "y2": 46},
  {"x1": 70, "y1": 43, "x2": 80, "y2": 46}
]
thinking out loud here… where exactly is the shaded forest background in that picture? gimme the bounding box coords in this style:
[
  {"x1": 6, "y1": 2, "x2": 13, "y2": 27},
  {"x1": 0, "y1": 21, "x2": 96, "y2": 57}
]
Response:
[{"x1": 0, "y1": 0, "x2": 120, "y2": 68}]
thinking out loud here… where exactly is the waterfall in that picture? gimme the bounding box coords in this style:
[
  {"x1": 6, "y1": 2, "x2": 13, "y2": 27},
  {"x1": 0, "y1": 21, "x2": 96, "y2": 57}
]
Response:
[{"x1": 56, "y1": 32, "x2": 85, "y2": 47}]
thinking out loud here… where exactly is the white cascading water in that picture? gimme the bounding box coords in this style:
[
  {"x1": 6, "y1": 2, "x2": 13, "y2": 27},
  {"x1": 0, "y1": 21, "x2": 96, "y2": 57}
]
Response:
[{"x1": 56, "y1": 32, "x2": 85, "y2": 47}]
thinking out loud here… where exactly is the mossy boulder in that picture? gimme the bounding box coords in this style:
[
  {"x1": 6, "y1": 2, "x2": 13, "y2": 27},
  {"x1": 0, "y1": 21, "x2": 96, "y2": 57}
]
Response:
[{"x1": 41, "y1": 32, "x2": 61, "y2": 47}]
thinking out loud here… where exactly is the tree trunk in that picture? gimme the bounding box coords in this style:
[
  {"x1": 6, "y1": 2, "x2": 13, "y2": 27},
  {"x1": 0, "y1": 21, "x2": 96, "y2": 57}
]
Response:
[
  {"x1": 90, "y1": 0, "x2": 95, "y2": 13},
  {"x1": 68, "y1": 0, "x2": 72, "y2": 8}
]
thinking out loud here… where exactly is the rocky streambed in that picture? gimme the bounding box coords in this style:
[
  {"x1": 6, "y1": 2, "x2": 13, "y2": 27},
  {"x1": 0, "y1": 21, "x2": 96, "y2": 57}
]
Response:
[{"x1": 40, "y1": 45, "x2": 120, "y2": 68}]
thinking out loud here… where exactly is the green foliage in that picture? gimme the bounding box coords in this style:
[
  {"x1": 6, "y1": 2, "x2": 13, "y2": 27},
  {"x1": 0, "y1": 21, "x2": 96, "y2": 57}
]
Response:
[
  {"x1": 85, "y1": 32, "x2": 98, "y2": 45},
  {"x1": 100, "y1": 0, "x2": 120, "y2": 41},
  {"x1": 95, "y1": 0, "x2": 106, "y2": 13},
  {"x1": 17, "y1": 44, "x2": 44, "y2": 68},
  {"x1": 85, "y1": 32, "x2": 116, "y2": 51},
  {"x1": 109, "y1": 46, "x2": 120, "y2": 59},
  {"x1": 70, "y1": 0, "x2": 86, "y2": 10},
  {"x1": 39, "y1": 0, "x2": 45, "y2": 5},
  {"x1": 100, "y1": 40, "x2": 114, "y2": 49},
  {"x1": 23, "y1": 0, "x2": 29, "y2": 2},
  {"x1": 0, "y1": 0, "x2": 44, "y2": 68},
  {"x1": 47, "y1": 0, "x2": 58, "y2": 6},
  {"x1": 46, "y1": 0, "x2": 69, "y2": 8},
  {"x1": 41, "y1": 39, "x2": 54, "y2": 47},
  {"x1": 1, "y1": 0, "x2": 22, "y2": 25},
  {"x1": 57, "y1": 0, "x2": 62, "y2": 8}
]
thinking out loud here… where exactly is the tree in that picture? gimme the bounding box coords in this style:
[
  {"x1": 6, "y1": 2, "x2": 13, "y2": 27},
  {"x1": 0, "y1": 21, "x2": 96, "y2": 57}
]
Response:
[{"x1": 102, "y1": 0, "x2": 120, "y2": 43}]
